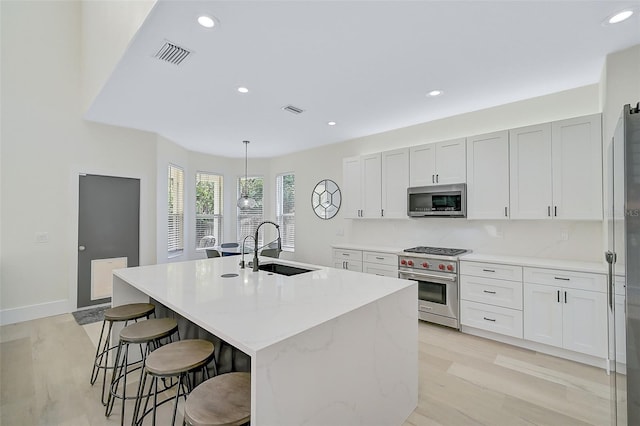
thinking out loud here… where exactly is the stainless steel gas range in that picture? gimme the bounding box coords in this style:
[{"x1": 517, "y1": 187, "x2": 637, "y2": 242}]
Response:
[{"x1": 398, "y1": 246, "x2": 469, "y2": 329}]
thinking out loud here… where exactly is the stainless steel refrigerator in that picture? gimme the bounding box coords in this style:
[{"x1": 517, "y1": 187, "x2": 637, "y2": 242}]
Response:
[{"x1": 606, "y1": 102, "x2": 640, "y2": 425}]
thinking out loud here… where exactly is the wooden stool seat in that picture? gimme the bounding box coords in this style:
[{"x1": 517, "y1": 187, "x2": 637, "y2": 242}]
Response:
[
  {"x1": 104, "y1": 303, "x2": 155, "y2": 322},
  {"x1": 119, "y1": 318, "x2": 179, "y2": 344},
  {"x1": 184, "y1": 373, "x2": 251, "y2": 426},
  {"x1": 145, "y1": 340, "x2": 215, "y2": 376},
  {"x1": 133, "y1": 339, "x2": 217, "y2": 425}
]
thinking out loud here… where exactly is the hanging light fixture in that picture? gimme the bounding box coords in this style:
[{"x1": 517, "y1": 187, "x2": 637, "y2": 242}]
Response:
[{"x1": 237, "y1": 140, "x2": 257, "y2": 209}]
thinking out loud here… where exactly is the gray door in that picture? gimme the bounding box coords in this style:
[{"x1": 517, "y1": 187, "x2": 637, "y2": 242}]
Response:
[{"x1": 77, "y1": 174, "x2": 140, "y2": 308}]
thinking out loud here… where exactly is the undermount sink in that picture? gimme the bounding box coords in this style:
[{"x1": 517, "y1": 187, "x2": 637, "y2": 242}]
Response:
[{"x1": 258, "y1": 263, "x2": 313, "y2": 276}]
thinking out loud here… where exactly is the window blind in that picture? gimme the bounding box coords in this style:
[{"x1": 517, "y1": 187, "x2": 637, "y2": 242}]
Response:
[
  {"x1": 168, "y1": 164, "x2": 184, "y2": 255},
  {"x1": 237, "y1": 176, "x2": 264, "y2": 246},
  {"x1": 276, "y1": 173, "x2": 295, "y2": 250},
  {"x1": 196, "y1": 172, "x2": 223, "y2": 249}
]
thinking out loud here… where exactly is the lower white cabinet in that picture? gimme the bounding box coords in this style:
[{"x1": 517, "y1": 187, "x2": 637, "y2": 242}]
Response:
[
  {"x1": 460, "y1": 300, "x2": 523, "y2": 338},
  {"x1": 332, "y1": 247, "x2": 398, "y2": 277},
  {"x1": 523, "y1": 280, "x2": 607, "y2": 358},
  {"x1": 333, "y1": 248, "x2": 363, "y2": 272}
]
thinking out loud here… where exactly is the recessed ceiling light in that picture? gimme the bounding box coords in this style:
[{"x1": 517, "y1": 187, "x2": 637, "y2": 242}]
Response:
[
  {"x1": 328, "y1": 121, "x2": 337, "y2": 126},
  {"x1": 197, "y1": 15, "x2": 216, "y2": 28},
  {"x1": 427, "y1": 90, "x2": 443, "y2": 97},
  {"x1": 237, "y1": 87, "x2": 249, "y2": 94},
  {"x1": 608, "y1": 10, "x2": 634, "y2": 24}
]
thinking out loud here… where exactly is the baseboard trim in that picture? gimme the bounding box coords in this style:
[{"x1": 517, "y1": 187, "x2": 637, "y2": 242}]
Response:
[{"x1": 0, "y1": 299, "x2": 70, "y2": 326}]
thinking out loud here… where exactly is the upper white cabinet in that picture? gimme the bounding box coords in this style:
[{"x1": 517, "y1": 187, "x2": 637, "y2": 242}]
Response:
[
  {"x1": 466, "y1": 131, "x2": 510, "y2": 219},
  {"x1": 509, "y1": 115, "x2": 603, "y2": 220},
  {"x1": 342, "y1": 156, "x2": 363, "y2": 219},
  {"x1": 409, "y1": 138, "x2": 466, "y2": 186},
  {"x1": 381, "y1": 148, "x2": 410, "y2": 218},
  {"x1": 509, "y1": 123, "x2": 553, "y2": 219},
  {"x1": 343, "y1": 149, "x2": 409, "y2": 219},
  {"x1": 551, "y1": 114, "x2": 603, "y2": 220}
]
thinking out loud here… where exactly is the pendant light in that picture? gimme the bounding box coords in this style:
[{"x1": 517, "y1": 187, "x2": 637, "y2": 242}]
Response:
[{"x1": 237, "y1": 140, "x2": 257, "y2": 209}]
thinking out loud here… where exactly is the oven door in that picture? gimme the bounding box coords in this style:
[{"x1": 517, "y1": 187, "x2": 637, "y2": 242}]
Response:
[{"x1": 399, "y1": 270, "x2": 459, "y2": 328}]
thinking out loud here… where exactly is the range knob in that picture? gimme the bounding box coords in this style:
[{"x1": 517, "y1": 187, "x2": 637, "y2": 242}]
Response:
[
  {"x1": 447, "y1": 264, "x2": 454, "y2": 271},
  {"x1": 407, "y1": 260, "x2": 414, "y2": 266},
  {"x1": 422, "y1": 262, "x2": 429, "y2": 268},
  {"x1": 400, "y1": 259, "x2": 407, "y2": 265},
  {"x1": 438, "y1": 264, "x2": 445, "y2": 270}
]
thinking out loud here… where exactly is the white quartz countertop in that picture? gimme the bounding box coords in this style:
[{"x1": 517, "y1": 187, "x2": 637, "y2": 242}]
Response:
[
  {"x1": 460, "y1": 253, "x2": 608, "y2": 274},
  {"x1": 113, "y1": 256, "x2": 414, "y2": 356}
]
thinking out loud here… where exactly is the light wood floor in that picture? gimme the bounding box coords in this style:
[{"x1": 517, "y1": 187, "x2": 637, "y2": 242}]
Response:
[{"x1": 1, "y1": 314, "x2": 612, "y2": 425}]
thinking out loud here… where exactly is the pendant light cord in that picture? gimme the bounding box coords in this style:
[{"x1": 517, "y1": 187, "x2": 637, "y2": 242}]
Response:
[{"x1": 243, "y1": 140, "x2": 249, "y2": 195}]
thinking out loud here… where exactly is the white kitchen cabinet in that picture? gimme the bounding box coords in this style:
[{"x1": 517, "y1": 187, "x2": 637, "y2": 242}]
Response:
[
  {"x1": 409, "y1": 138, "x2": 466, "y2": 186},
  {"x1": 509, "y1": 115, "x2": 603, "y2": 220},
  {"x1": 342, "y1": 156, "x2": 362, "y2": 219},
  {"x1": 551, "y1": 114, "x2": 603, "y2": 220},
  {"x1": 361, "y1": 153, "x2": 382, "y2": 218},
  {"x1": 509, "y1": 123, "x2": 553, "y2": 219},
  {"x1": 523, "y1": 267, "x2": 607, "y2": 358},
  {"x1": 460, "y1": 260, "x2": 523, "y2": 337},
  {"x1": 466, "y1": 131, "x2": 510, "y2": 219},
  {"x1": 381, "y1": 148, "x2": 410, "y2": 218},
  {"x1": 333, "y1": 248, "x2": 363, "y2": 272},
  {"x1": 343, "y1": 149, "x2": 408, "y2": 219}
]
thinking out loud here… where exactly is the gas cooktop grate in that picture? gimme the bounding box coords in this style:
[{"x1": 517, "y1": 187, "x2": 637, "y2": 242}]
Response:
[{"x1": 403, "y1": 246, "x2": 468, "y2": 256}]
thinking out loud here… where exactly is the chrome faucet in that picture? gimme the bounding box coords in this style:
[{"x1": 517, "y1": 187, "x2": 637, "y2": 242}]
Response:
[
  {"x1": 239, "y1": 235, "x2": 255, "y2": 269},
  {"x1": 253, "y1": 221, "x2": 281, "y2": 272}
]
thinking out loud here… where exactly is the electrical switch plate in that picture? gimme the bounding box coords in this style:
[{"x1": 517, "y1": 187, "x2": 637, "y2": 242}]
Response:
[
  {"x1": 335, "y1": 228, "x2": 344, "y2": 236},
  {"x1": 35, "y1": 232, "x2": 49, "y2": 243}
]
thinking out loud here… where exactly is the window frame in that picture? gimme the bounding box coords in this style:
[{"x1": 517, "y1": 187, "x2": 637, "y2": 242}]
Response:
[
  {"x1": 167, "y1": 163, "x2": 185, "y2": 258},
  {"x1": 276, "y1": 172, "x2": 295, "y2": 252},
  {"x1": 195, "y1": 171, "x2": 224, "y2": 251}
]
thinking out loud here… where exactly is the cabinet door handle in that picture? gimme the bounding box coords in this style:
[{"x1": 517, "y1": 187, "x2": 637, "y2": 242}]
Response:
[
  {"x1": 381, "y1": 209, "x2": 384, "y2": 217},
  {"x1": 482, "y1": 269, "x2": 496, "y2": 273},
  {"x1": 554, "y1": 206, "x2": 558, "y2": 217},
  {"x1": 483, "y1": 290, "x2": 497, "y2": 294},
  {"x1": 564, "y1": 291, "x2": 567, "y2": 303},
  {"x1": 483, "y1": 317, "x2": 496, "y2": 322},
  {"x1": 557, "y1": 290, "x2": 560, "y2": 303},
  {"x1": 548, "y1": 206, "x2": 551, "y2": 217},
  {"x1": 504, "y1": 207, "x2": 508, "y2": 217},
  {"x1": 432, "y1": 175, "x2": 435, "y2": 183},
  {"x1": 436, "y1": 174, "x2": 439, "y2": 183},
  {"x1": 554, "y1": 277, "x2": 570, "y2": 281}
]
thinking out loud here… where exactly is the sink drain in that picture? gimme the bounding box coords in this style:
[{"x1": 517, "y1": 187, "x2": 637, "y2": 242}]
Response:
[{"x1": 220, "y1": 273, "x2": 239, "y2": 278}]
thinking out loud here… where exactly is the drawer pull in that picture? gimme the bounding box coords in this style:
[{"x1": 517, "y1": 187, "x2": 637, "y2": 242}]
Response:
[
  {"x1": 483, "y1": 317, "x2": 496, "y2": 322},
  {"x1": 482, "y1": 269, "x2": 496, "y2": 273},
  {"x1": 342, "y1": 253, "x2": 350, "y2": 256},
  {"x1": 483, "y1": 290, "x2": 497, "y2": 294},
  {"x1": 554, "y1": 277, "x2": 570, "y2": 281},
  {"x1": 375, "y1": 257, "x2": 385, "y2": 260}
]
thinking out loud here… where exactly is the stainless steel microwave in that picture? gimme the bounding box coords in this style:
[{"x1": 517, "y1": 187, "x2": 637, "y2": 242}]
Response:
[{"x1": 407, "y1": 183, "x2": 467, "y2": 217}]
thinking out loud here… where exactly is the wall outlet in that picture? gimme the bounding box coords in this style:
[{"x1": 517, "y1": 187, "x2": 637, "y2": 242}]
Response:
[
  {"x1": 335, "y1": 228, "x2": 344, "y2": 236},
  {"x1": 561, "y1": 230, "x2": 569, "y2": 241},
  {"x1": 35, "y1": 232, "x2": 49, "y2": 243}
]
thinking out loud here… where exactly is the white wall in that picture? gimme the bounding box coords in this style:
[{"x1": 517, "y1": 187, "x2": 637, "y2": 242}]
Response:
[
  {"x1": 81, "y1": 0, "x2": 155, "y2": 111},
  {"x1": 0, "y1": 1, "x2": 157, "y2": 324},
  {"x1": 270, "y1": 84, "x2": 604, "y2": 267}
]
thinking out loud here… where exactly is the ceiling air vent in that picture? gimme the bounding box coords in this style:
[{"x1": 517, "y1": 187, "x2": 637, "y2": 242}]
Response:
[
  {"x1": 282, "y1": 105, "x2": 305, "y2": 115},
  {"x1": 154, "y1": 41, "x2": 191, "y2": 65}
]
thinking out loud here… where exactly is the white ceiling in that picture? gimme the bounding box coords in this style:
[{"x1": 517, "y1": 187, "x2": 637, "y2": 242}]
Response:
[{"x1": 85, "y1": 0, "x2": 640, "y2": 158}]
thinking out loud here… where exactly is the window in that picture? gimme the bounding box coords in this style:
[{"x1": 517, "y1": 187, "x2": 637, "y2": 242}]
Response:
[
  {"x1": 237, "y1": 176, "x2": 264, "y2": 246},
  {"x1": 168, "y1": 164, "x2": 184, "y2": 256},
  {"x1": 276, "y1": 173, "x2": 295, "y2": 251},
  {"x1": 196, "y1": 172, "x2": 223, "y2": 249}
]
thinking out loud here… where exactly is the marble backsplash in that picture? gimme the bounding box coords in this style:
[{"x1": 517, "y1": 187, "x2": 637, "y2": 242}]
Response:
[{"x1": 346, "y1": 218, "x2": 604, "y2": 262}]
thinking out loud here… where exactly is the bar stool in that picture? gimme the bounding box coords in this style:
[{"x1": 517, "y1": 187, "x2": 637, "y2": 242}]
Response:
[
  {"x1": 90, "y1": 303, "x2": 155, "y2": 405},
  {"x1": 105, "y1": 318, "x2": 180, "y2": 425},
  {"x1": 133, "y1": 339, "x2": 217, "y2": 426},
  {"x1": 183, "y1": 372, "x2": 251, "y2": 426}
]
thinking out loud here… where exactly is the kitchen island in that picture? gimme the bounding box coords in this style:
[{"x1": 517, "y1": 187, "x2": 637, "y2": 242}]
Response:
[{"x1": 112, "y1": 255, "x2": 417, "y2": 425}]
